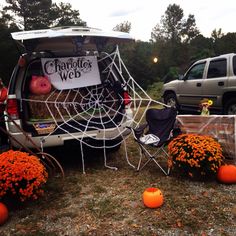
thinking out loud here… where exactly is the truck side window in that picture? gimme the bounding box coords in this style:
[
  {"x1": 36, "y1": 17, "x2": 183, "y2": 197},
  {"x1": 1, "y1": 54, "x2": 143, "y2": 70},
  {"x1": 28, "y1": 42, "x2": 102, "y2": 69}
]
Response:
[
  {"x1": 185, "y1": 62, "x2": 205, "y2": 80},
  {"x1": 207, "y1": 59, "x2": 226, "y2": 78},
  {"x1": 233, "y1": 56, "x2": 236, "y2": 75}
]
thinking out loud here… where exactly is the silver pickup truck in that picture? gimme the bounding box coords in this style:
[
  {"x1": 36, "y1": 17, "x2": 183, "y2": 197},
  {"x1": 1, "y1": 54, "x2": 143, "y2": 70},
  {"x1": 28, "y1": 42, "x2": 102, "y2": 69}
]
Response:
[{"x1": 162, "y1": 53, "x2": 236, "y2": 114}]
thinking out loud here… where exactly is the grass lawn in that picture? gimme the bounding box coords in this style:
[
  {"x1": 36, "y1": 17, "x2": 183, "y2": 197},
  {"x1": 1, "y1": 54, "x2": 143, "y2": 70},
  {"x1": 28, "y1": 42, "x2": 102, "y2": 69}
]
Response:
[{"x1": 0, "y1": 135, "x2": 235, "y2": 236}]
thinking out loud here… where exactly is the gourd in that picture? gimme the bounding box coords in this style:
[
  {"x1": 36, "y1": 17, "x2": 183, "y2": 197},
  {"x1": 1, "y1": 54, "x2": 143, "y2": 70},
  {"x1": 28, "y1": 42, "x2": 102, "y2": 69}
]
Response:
[
  {"x1": 29, "y1": 76, "x2": 51, "y2": 95},
  {"x1": 0, "y1": 202, "x2": 8, "y2": 225},
  {"x1": 142, "y1": 187, "x2": 164, "y2": 208},
  {"x1": 217, "y1": 164, "x2": 236, "y2": 184}
]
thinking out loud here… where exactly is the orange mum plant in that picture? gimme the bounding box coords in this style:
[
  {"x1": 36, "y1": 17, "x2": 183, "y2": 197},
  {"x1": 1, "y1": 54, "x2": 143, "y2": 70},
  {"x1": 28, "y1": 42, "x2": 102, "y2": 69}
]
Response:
[
  {"x1": 168, "y1": 134, "x2": 224, "y2": 178},
  {"x1": 0, "y1": 150, "x2": 48, "y2": 202}
]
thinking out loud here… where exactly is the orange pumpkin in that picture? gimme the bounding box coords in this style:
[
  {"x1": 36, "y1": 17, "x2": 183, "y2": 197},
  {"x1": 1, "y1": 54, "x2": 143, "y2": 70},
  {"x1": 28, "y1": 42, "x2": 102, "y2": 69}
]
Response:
[
  {"x1": 0, "y1": 202, "x2": 8, "y2": 225},
  {"x1": 142, "y1": 187, "x2": 164, "y2": 208},
  {"x1": 217, "y1": 164, "x2": 236, "y2": 184}
]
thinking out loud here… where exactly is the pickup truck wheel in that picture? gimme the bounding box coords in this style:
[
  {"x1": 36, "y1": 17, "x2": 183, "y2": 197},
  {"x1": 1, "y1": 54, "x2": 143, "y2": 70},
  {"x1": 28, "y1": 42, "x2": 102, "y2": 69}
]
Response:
[
  {"x1": 164, "y1": 93, "x2": 179, "y2": 109},
  {"x1": 224, "y1": 98, "x2": 236, "y2": 114}
]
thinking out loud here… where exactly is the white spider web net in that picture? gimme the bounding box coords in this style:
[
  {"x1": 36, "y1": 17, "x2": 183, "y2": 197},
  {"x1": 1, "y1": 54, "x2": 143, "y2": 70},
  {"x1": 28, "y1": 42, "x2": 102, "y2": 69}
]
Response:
[{"x1": 22, "y1": 46, "x2": 167, "y2": 173}]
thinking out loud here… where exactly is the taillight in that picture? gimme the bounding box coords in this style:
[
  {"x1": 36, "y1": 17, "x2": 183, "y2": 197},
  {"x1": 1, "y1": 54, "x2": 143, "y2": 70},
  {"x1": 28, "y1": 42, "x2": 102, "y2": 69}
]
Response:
[
  {"x1": 123, "y1": 91, "x2": 131, "y2": 106},
  {"x1": 6, "y1": 94, "x2": 19, "y2": 119}
]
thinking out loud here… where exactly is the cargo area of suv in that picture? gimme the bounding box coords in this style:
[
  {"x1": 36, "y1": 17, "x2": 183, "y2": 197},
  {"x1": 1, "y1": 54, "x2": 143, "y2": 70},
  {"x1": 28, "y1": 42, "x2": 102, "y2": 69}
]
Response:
[{"x1": 5, "y1": 27, "x2": 134, "y2": 148}]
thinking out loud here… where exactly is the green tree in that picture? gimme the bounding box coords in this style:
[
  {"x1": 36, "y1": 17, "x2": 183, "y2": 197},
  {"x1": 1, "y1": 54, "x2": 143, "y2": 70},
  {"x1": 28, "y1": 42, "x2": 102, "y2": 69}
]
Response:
[
  {"x1": 0, "y1": 10, "x2": 19, "y2": 84},
  {"x1": 211, "y1": 28, "x2": 224, "y2": 42},
  {"x1": 4, "y1": 0, "x2": 55, "y2": 30},
  {"x1": 181, "y1": 14, "x2": 200, "y2": 43},
  {"x1": 147, "y1": 81, "x2": 164, "y2": 100},
  {"x1": 125, "y1": 41, "x2": 159, "y2": 89},
  {"x1": 113, "y1": 21, "x2": 131, "y2": 33},
  {"x1": 3, "y1": 0, "x2": 86, "y2": 30},
  {"x1": 214, "y1": 32, "x2": 236, "y2": 55},
  {"x1": 150, "y1": 4, "x2": 199, "y2": 81},
  {"x1": 151, "y1": 4, "x2": 199, "y2": 43},
  {"x1": 189, "y1": 35, "x2": 214, "y2": 60},
  {"x1": 50, "y1": 2, "x2": 86, "y2": 27}
]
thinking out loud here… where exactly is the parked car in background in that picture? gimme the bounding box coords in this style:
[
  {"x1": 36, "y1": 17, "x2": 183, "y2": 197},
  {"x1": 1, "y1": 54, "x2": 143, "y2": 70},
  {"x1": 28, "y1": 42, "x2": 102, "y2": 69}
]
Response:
[{"x1": 162, "y1": 53, "x2": 236, "y2": 114}]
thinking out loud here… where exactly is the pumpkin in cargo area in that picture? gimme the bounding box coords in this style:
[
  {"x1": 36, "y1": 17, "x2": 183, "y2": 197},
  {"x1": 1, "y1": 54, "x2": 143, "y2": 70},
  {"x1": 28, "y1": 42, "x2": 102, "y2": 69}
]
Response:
[
  {"x1": 29, "y1": 76, "x2": 52, "y2": 95},
  {"x1": 168, "y1": 134, "x2": 224, "y2": 178},
  {"x1": 217, "y1": 164, "x2": 236, "y2": 184}
]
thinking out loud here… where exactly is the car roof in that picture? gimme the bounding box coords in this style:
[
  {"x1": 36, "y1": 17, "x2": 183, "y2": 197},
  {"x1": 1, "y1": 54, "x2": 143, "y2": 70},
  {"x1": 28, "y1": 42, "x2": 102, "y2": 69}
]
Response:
[
  {"x1": 11, "y1": 26, "x2": 133, "y2": 41},
  {"x1": 194, "y1": 53, "x2": 236, "y2": 64}
]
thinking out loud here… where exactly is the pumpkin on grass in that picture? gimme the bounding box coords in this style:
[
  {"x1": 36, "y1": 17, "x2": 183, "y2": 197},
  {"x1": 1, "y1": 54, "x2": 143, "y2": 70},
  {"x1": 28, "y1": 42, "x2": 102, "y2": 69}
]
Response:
[
  {"x1": 0, "y1": 202, "x2": 8, "y2": 225},
  {"x1": 142, "y1": 187, "x2": 164, "y2": 208},
  {"x1": 217, "y1": 164, "x2": 236, "y2": 184}
]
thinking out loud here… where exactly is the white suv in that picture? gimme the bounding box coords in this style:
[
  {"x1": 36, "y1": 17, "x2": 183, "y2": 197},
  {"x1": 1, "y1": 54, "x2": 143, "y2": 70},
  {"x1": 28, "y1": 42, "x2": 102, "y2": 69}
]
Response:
[
  {"x1": 162, "y1": 53, "x2": 236, "y2": 114},
  {"x1": 5, "y1": 27, "x2": 133, "y2": 149}
]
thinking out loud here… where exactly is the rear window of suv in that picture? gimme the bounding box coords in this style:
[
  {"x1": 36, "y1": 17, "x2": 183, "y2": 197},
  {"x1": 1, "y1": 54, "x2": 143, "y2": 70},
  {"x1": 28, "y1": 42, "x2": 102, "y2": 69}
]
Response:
[{"x1": 207, "y1": 59, "x2": 227, "y2": 78}]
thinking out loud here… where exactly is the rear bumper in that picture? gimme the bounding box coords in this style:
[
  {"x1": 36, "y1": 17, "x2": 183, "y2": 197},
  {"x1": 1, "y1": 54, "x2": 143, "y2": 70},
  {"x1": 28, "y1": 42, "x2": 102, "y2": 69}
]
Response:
[{"x1": 5, "y1": 117, "x2": 133, "y2": 149}]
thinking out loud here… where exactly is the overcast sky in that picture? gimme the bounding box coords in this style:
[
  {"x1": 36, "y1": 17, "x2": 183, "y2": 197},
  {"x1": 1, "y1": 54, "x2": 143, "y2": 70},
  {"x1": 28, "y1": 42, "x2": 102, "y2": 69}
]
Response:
[
  {"x1": 1, "y1": 0, "x2": 236, "y2": 41},
  {"x1": 56, "y1": 0, "x2": 236, "y2": 41}
]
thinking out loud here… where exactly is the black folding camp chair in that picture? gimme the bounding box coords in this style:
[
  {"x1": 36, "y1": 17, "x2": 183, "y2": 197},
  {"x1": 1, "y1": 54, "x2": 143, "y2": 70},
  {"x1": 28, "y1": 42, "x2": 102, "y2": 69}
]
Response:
[{"x1": 129, "y1": 107, "x2": 178, "y2": 175}]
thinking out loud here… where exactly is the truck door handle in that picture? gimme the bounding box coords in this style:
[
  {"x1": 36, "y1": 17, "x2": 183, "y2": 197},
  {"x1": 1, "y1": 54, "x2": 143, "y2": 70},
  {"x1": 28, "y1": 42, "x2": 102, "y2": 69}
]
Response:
[
  {"x1": 196, "y1": 83, "x2": 201, "y2": 87},
  {"x1": 218, "y1": 81, "x2": 224, "y2": 86}
]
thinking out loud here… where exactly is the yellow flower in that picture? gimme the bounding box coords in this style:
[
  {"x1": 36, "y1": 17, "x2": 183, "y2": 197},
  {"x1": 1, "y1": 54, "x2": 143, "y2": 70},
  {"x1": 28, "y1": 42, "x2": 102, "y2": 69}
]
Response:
[{"x1": 208, "y1": 100, "x2": 213, "y2": 106}]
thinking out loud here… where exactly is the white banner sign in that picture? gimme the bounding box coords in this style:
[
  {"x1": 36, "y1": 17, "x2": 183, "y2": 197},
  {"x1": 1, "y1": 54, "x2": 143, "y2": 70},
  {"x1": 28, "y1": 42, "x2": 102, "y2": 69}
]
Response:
[{"x1": 41, "y1": 56, "x2": 101, "y2": 90}]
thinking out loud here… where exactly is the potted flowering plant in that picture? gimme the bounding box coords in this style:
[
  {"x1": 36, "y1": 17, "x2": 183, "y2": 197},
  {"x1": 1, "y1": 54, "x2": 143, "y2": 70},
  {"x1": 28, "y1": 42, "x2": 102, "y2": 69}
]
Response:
[
  {"x1": 0, "y1": 150, "x2": 48, "y2": 202},
  {"x1": 168, "y1": 134, "x2": 224, "y2": 178}
]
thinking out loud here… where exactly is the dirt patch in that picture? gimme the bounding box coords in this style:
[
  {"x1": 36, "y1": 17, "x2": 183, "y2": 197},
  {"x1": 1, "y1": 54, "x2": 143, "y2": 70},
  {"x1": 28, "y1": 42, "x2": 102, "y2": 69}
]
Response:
[{"x1": 0, "y1": 141, "x2": 236, "y2": 236}]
